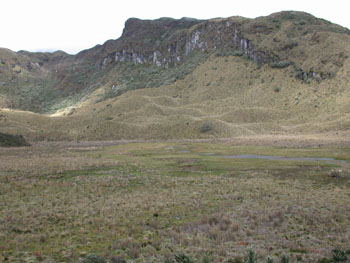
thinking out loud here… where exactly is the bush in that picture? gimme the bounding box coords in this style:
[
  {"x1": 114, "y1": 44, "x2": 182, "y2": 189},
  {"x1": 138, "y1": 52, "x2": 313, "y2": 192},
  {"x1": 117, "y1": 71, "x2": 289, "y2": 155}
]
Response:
[
  {"x1": 273, "y1": 86, "x2": 281, "y2": 92},
  {"x1": 266, "y1": 256, "x2": 274, "y2": 263},
  {"x1": 318, "y1": 258, "x2": 332, "y2": 263},
  {"x1": 280, "y1": 255, "x2": 289, "y2": 263},
  {"x1": 270, "y1": 61, "x2": 291, "y2": 69},
  {"x1": 245, "y1": 249, "x2": 257, "y2": 263},
  {"x1": 174, "y1": 253, "x2": 194, "y2": 263},
  {"x1": 314, "y1": 75, "x2": 322, "y2": 83},
  {"x1": 200, "y1": 123, "x2": 212, "y2": 133},
  {"x1": 83, "y1": 254, "x2": 106, "y2": 263},
  {"x1": 293, "y1": 20, "x2": 306, "y2": 25},
  {"x1": 332, "y1": 248, "x2": 348, "y2": 262},
  {"x1": 232, "y1": 50, "x2": 245, "y2": 57},
  {"x1": 216, "y1": 49, "x2": 244, "y2": 57},
  {"x1": 0, "y1": 132, "x2": 30, "y2": 147},
  {"x1": 202, "y1": 252, "x2": 212, "y2": 263}
]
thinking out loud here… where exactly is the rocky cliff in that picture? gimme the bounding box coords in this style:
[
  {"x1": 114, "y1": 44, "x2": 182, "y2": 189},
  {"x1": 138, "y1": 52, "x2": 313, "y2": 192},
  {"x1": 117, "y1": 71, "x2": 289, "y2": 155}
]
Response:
[{"x1": 91, "y1": 11, "x2": 349, "y2": 80}]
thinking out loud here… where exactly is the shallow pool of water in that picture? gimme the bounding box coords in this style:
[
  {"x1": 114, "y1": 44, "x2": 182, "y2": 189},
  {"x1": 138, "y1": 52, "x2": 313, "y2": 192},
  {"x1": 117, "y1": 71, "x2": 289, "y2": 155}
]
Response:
[
  {"x1": 202, "y1": 153, "x2": 346, "y2": 164},
  {"x1": 222, "y1": 154, "x2": 336, "y2": 162}
]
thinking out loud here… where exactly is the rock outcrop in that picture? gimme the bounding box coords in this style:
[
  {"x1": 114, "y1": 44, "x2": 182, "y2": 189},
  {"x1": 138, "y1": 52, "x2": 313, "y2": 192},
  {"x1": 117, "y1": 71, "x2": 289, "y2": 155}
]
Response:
[{"x1": 99, "y1": 17, "x2": 271, "y2": 68}]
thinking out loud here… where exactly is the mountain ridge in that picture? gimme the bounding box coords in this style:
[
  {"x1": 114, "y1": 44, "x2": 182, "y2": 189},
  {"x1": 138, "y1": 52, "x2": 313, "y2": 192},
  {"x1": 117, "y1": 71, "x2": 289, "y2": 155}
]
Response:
[
  {"x1": 1, "y1": 11, "x2": 350, "y2": 141},
  {"x1": 1, "y1": 11, "x2": 349, "y2": 113}
]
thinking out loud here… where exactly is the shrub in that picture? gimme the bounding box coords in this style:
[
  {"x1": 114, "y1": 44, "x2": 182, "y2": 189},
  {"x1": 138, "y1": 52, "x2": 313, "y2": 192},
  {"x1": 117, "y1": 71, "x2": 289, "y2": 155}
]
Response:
[
  {"x1": 266, "y1": 256, "x2": 274, "y2": 263},
  {"x1": 229, "y1": 256, "x2": 244, "y2": 263},
  {"x1": 330, "y1": 169, "x2": 340, "y2": 178},
  {"x1": 314, "y1": 75, "x2": 322, "y2": 83},
  {"x1": 200, "y1": 123, "x2": 212, "y2": 133},
  {"x1": 270, "y1": 61, "x2": 291, "y2": 69},
  {"x1": 273, "y1": 87, "x2": 281, "y2": 92},
  {"x1": 232, "y1": 50, "x2": 244, "y2": 57},
  {"x1": 293, "y1": 20, "x2": 306, "y2": 25},
  {"x1": 0, "y1": 132, "x2": 30, "y2": 147},
  {"x1": 318, "y1": 258, "x2": 331, "y2": 263},
  {"x1": 216, "y1": 50, "x2": 244, "y2": 57},
  {"x1": 280, "y1": 255, "x2": 289, "y2": 263},
  {"x1": 202, "y1": 252, "x2": 212, "y2": 263},
  {"x1": 245, "y1": 249, "x2": 257, "y2": 263},
  {"x1": 111, "y1": 256, "x2": 127, "y2": 263},
  {"x1": 82, "y1": 254, "x2": 106, "y2": 263},
  {"x1": 174, "y1": 253, "x2": 194, "y2": 263},
  {"x1": 332, "y1": 248, "x2": 348, "y2": 262},
  {"x1": 290, "y1": 248, "x2": 307, "y2": 254},
  {"x1": 283, "y1": 42, "x2": 299, "y2": 50}
]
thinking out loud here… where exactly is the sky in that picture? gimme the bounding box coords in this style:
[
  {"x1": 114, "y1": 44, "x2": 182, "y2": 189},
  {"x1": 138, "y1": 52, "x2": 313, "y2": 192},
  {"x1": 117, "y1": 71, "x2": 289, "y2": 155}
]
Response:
[{"x1": 1, "y1": 0, "x2": 349, "y2": 54}]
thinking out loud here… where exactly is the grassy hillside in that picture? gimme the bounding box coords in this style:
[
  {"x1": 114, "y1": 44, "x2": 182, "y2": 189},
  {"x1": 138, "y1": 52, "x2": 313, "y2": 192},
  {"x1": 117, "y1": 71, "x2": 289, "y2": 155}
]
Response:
[
  {"x1": 1, "y1": 50, "x2": 350, "y2": 141},
  {"x1": 1, "y1": 11, "x2": 350, "y2": 140}
]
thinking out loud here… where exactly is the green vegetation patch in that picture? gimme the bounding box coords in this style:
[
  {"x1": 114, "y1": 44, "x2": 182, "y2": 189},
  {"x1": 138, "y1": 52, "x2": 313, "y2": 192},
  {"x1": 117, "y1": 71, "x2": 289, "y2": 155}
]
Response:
[{"x1": 0, "y1": 132, "x2": 30, "y2": 147}]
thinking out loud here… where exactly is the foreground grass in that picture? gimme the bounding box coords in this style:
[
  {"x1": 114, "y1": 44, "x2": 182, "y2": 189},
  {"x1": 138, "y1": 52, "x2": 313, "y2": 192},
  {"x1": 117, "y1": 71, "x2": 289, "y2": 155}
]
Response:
[{"x1": 0, "y1": 142, "x2": 350, "y2": 262}]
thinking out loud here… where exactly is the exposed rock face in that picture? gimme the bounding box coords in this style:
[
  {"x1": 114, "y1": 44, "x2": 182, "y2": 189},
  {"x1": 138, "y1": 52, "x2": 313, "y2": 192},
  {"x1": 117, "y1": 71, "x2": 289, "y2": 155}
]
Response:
[
  {"x1": 90, "y1": 12, "x2": 349, "y2": 82},
  {"x1": 99, "y1": 18, "x2": 271, "y2": 68}
]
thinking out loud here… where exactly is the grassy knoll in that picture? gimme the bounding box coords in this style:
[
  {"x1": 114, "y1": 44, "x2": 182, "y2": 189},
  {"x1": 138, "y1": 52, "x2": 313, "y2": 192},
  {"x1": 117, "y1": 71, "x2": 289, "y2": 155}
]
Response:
[{"x1": 0, "y1": 142, "x2": 350, "y2": 262}]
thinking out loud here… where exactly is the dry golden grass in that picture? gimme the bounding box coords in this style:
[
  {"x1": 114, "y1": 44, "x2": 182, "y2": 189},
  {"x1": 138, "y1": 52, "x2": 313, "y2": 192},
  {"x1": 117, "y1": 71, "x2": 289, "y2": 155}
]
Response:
[
  {"x1": 1, "y1": 141, "x2": 350, "y2": 262},
  {"x1": 2, "y1": 51, "x2": 350, "y2": 142}
]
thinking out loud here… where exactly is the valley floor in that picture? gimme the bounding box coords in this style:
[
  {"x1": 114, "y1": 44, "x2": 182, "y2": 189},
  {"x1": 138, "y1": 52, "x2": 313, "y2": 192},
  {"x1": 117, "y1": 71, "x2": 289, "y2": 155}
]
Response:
[{"x1": 1, "y1": 137, "x2": 350, "y2": 262}]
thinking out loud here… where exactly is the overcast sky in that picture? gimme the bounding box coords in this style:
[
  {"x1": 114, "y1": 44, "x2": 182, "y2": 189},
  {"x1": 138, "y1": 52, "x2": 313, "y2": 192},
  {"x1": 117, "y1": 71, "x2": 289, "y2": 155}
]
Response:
[{"x1": 1, "y1": 0, "x2": 349, "y2": 54}]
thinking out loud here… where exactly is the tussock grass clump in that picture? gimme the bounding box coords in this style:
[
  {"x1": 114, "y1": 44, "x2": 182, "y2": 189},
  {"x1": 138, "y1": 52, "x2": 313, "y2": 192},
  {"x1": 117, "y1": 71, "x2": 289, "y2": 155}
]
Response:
[
  {"x1": 245, "y1": 249, "x2": 257, "y2": 263},
  {"x1": 174, "y1": 253, "x2": 195, "y2": 263}
]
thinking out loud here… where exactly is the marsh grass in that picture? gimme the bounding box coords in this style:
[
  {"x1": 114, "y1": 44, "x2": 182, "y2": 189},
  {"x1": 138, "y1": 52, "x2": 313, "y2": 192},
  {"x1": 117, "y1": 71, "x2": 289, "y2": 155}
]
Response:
[{"x1": 0, "y1": 142, "x2": 350, "y2": 262}]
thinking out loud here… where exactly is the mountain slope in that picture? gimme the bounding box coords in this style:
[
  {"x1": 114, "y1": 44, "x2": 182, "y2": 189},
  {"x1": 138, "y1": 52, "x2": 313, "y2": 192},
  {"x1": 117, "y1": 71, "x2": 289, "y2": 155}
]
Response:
[
  {"x1": 1, "y1": 11, "x2": 350, "y2": 141},
  {"x1": 2, "y1": 51, "x2": 350, "y2": 141}
]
